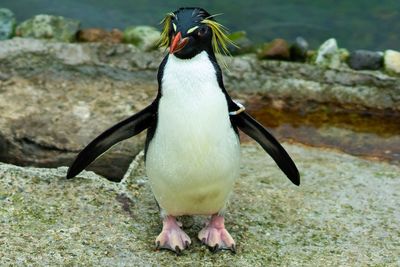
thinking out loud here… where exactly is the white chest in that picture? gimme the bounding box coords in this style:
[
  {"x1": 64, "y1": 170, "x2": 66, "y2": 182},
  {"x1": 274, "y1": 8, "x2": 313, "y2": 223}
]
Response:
[{"x1": 145, "y1": 52, "x2": 241, "y2": 216}]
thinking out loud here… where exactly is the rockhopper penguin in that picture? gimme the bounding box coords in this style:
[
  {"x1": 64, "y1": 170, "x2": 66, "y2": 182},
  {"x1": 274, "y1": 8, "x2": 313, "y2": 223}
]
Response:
[{"x1": 67, "y1": 7, "x2": 300, "y2": 254}]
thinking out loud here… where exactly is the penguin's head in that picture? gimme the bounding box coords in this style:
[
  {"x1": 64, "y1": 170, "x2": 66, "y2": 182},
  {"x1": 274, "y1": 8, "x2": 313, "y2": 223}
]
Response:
[{"x1": 159, "y1": 7, "x2": 234, "y2": 59}]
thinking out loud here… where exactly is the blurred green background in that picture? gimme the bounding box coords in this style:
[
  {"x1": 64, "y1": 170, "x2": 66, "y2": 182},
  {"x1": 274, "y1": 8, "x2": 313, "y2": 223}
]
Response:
[{"x1": 2, "y1": 0, "x2": 399, "y2": 50}]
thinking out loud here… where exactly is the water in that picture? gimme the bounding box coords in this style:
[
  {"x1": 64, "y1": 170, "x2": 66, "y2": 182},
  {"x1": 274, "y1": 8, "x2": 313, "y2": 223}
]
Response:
[
  {"x1": 247, "y1": 100, "x2": 400, "y2": 166},
  {"x1": 2, "y1": 0, "x2": 400, "y2": 50}
]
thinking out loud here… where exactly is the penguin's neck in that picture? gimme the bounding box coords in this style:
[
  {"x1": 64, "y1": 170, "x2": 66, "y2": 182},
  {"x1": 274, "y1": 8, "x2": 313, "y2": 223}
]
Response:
[
  {"x1": 158, "y1": 50, "x2": 230, "y2": 140},
  {"x1": 161, "y1": 51, "x2": 221, "y2": 100}
]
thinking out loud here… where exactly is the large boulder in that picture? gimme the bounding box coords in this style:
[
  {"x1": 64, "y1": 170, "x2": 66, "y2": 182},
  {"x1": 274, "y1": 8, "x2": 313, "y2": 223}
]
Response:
[
  {"x1": 0, "y1": 8, "x2": 16, "y2": 40},
  {"x1": 16, "y1": 15, "x2": 80, "y2": 42},
  {"x1": 0, "y1": 38, "x2": 162, "y2": 180}
]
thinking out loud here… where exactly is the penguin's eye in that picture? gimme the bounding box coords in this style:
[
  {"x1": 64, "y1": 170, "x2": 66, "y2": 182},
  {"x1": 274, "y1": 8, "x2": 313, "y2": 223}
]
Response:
[{"x1": 197, "y1": 26, "x2": 208, "y2": 37}]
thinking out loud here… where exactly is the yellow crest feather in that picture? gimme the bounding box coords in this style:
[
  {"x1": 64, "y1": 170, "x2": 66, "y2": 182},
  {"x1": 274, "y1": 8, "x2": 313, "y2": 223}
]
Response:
[
  {"x1": 201, "y1": 19, "x2": 237, "y2": 57},
  {"x1": 158, "y1": 12, "x2": 174, "y2": 48}
]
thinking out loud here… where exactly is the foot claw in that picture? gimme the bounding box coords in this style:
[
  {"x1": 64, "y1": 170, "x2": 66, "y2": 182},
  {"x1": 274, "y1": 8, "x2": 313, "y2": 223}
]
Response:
[
  {"x1": 155, "y1": 216, "x2": 191, "y2": 254},
  {"x1": 198, "y1": 215, "x2": 236, "y2": 253}
]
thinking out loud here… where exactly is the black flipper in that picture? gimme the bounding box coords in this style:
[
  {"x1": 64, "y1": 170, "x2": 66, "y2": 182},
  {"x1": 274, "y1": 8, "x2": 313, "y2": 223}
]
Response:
[
  {"x1": 231, "y1": 111, "x2": 300, "y2": 186},
  {"x1": 66, "y1": 102, "x2": 157, "y2": 179}
]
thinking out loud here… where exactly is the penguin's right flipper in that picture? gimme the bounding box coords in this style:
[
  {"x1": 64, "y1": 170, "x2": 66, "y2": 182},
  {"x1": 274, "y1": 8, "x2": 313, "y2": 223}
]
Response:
[{"x1": 66, "y1": 102, "x2": 157, "y2": 179}]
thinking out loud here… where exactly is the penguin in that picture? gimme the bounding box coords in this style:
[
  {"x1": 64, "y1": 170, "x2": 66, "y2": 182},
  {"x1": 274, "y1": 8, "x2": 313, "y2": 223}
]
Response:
[{"x1": 67, "y1": 7, "x2": 300, "y2": 254}]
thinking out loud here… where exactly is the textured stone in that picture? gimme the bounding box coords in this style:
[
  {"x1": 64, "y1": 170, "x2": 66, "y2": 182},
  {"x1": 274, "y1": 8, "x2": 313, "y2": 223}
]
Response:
[
  {"x1": 0, "y1": 38, "x2": 162, "y2": 180},
  {"x1": 258, "y1": 38, "x2": 290, "y2": 60},
  {"x1": 347, "y1": 50, "x2": 383, "y2": 70},
  {"x1": 384, "y1": 49, "x2": 400, "y2": 75},
  {"x1": 16, "y1": 15, "x2": 80, "y2": 42},
  {"x1": 0, "y1": 143, "x2": 399, "y2": 265},
  {"x1": 77, "y1": 28, "x2": 123, "y2": 43},
  {"x1": 123, "y1": 25, "x2": 161, "y2": 51},
  {"x1": 0, "y1": 8, "x2": 16, "y2": 40}
]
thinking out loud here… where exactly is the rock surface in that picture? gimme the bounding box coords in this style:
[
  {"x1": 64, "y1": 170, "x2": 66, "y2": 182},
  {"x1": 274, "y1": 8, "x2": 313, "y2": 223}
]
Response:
[
  {"x1": 347, "y1": 50, "x2": 383, "y2": 70},
  {"x1": 0, "y1": 143, "x2": 399, "y2": 265},
  {"x1": 1, "y1": 38, "x2": 400, "y2": 179},
  {"x1": 384, "y1": 49, "x2": 400, "y2": 75},
  {"x1": 123, "y1": 26, "x2": 161, "y2": 51},
  {"x1": 0, "y1": 38, "x2": 161, "y2": 180},
  {"x1": 16, "y1": 15, "x2": 80, "y2": 42},
  {"x1": 0, "y1": 8, "x2": 16, "y2": 40}
]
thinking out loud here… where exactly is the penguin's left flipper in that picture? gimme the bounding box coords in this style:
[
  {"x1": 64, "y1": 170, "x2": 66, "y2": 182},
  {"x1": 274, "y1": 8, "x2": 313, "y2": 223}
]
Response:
[
  {"x1": 66, "y1": 102, "x2": 157, "y2": 179},
  {"x1": 231, "y1": 111, "x2": 300, "y2": 186}
]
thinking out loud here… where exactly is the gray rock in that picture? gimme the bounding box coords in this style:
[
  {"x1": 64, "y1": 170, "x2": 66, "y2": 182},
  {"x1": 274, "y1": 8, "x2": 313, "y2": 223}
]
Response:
[
  {"x1": 123, "y1": 25, "x2": 161, "y2": 51},
  {"x1": 16, "y1": 14, "x2": 80, "y2": 42},
  {"x1": 347, "y1": 50, "x2": 383, "y2": 70},
  {"x1": 227, "y1": 31, "x2": 255, "y2": 55},
  {"x1": 290, "y1": 36, "x2": 308, "y2": 62},
  {"x1": 0, "y1": 8, "x2": 16, "y2": 40},
  {"x1": 384, "y1": 49, "x2": 400, "y2": 75},
  {"x1": 0, "y1": 143, "x2": 399, "y2": 265}
]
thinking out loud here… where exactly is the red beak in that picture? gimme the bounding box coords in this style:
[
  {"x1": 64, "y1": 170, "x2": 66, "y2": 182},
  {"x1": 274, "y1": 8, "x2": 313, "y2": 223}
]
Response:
[{"x1": 169, "y1": 32, "x2": 189, "y2": 54}]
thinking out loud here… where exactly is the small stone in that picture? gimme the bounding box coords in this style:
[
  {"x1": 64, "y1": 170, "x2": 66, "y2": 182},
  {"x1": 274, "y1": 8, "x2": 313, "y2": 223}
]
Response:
[
  {"x1": 315, "y1": 38, "x2": 341, "y2": 68},
  {"x1": 290, "y1": 36, "x2": 309, "y2": 62},
  {"x1": 16, "y1": 14, "x2": 80, "y2": 42},
  {"x1": 347, "y1": 50, "x2": 383, "y2": 70},
  {"x1": 227, "y1": 31, "x2": 255, "y2": 55},
  {"x1": 77, "y1": 28, "x2": 123, "y2": 43},
  {"x1": 123, "y1": 25, "x2": 160, "y2": 51},
  {"x1": 0, "y1": 8, "x2": 16, "y2": 40},
  {"x1": 384, "y1": 50, "x2": 400, "y2": 75},
  {"x1": 258, "y1": 38, "x2": 290, "y2": 60}
]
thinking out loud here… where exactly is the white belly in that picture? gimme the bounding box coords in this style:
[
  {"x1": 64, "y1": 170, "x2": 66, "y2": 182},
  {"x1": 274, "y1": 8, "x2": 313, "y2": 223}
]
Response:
[{"x1": 145, "y1": 52, "x2": 241, "y2": 216}]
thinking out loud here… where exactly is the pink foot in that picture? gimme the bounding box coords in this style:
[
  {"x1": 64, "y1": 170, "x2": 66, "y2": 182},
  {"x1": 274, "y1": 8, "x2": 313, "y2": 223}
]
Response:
[
  {"x1": 198, "y1": 214, "x2": 236, "y2": 253},
  {"x1": 155, "y1": 216, "x2": 191, "y2": 254}
]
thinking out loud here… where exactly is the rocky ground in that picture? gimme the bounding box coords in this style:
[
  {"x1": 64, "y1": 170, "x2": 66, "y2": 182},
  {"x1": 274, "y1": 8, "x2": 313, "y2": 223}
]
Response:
[
  {"x1": 0, "y1": 144, "x2": 399, "y2": 266},
  {"x1": 0, "y1": 38, "x2": 399, "y2": 265}
]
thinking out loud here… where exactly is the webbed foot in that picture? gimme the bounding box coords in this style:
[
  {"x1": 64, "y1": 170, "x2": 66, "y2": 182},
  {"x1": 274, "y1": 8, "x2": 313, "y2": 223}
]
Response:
[
  {"x1": 198, "y1": 214, "x2": 236, "y2": 253},
  {"x1": 156, "y1": 216, "x2": 191, "y2": 254}
]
